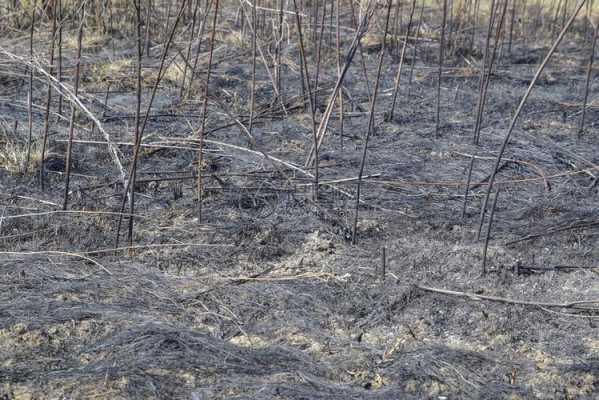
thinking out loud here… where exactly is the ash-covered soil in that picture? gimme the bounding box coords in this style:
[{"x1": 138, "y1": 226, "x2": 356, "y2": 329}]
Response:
[{"x1": 0, "y1": 7, "x2": 598, "y2": 399}]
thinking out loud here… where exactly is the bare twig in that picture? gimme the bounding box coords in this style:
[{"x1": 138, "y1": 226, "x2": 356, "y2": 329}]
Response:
[{"x1": 416, "y1": 284, "x2": 599, "y2": 311}]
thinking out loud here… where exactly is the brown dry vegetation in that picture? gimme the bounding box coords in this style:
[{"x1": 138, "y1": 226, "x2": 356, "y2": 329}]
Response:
[{"x1": 0, "y1": 0, "x2": 598, "y2": 399}]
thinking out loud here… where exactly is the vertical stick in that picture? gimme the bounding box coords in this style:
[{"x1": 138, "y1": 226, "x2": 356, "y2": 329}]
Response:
[
  {"x1": 109, "y1": 0, "x2": 115, "y2": 56},
  {"x1": 63, "y1": 3, "x2": 85, "y2": 210},
  {"x1": 580, "y1": 18, "x2": 598, "y2": 134},
  {"x1": 144, "y1": 0, "x2": 151, "y2": 56},
  {"x1": 115, "y1": 0, "x2": 188, "y2": 248},
  {"x1": 349, "y1": 0, "x2": 373, "y2": 103},
  {"x1": 448, "y1": 0, "x2": 454, "y2": 56},
  {"x1": 507, "y1": 0, "x2": 516, "y2": 56},
  {"x1": 188, "y1": 0, "x2": 213, "y2": 99},
  {"x1": 435, "y1": 0, "x2": 448, "y2": 136},
  {"x1": 391, "y1": 0, "x2": 401, "y2": 57},
  {"x1": 117, "y1": 0, "x2": 142, "y2": 250},
  {"x1": 381, "y1": 246, "x2": 386, "y2": 281},
  {"x1": 249, "y1": 0, "x2": 257, "y2": 135},
  {"x1": 407, "y1": 0, "x2": 425, "y2": 98},
  {"x1": 180, "y1": 0, "x2": 201, "y2": 98},
  {"x1": 481, "y1": 187, "x2": 500, "y2": 274},
  {"x1": 329, "y1": 0, "x2": 334, "y2": 48},
  {"x1": 583, "y1": 0, "x2": 593, "y2": 38},
  {"x1": 462, "y1": 156, "x2": 475, "y2": 218},
  {"x1": 313, "y1": 0, "x2": 327, "y2": 113},
  {"x1": 470, "y1": 0, "x2": 480, "y2": 55},
  {"x1": 336, "y1": 0, "x2": 344, "y2": 150},
  {"x1": 25, "y1": 0, "x2": 37, "y2": 174},
  {"x1": 292, "y1": 0, "x2": 319, "y2": 200},
  {"x1": 474, "y1": 0, "x2": 506, "y2": 145},
  {"x1": 312, "y1": 0, "x2": 319, "y2": 44},
  {"x1": 57, "y1": 0, "x2": 63, "y2": 117},
  {"x1": 39, "y1": 0, "x2": 58, "y2": 190},
  {"x1": 479, "y1": 0, "x2": 508, "y2": 129},
  {"x1": 389, "y1": 0, "x2": 416, "y2": 121},
  {"x1": 275, "y1": 0, "x2": 284, "y2": 96},
  {"x1": 352, "y1": 0, "x2": 393, "y2": 245},
  {"x1": 521, "y1": 0, "x2": 528, "y2": 47},
  {"x1": 196, "y1": 0, "x2": 219, "y2": 221},
  {"x1": 304, "y1": 10, "x2": 373, "y2": 168}
]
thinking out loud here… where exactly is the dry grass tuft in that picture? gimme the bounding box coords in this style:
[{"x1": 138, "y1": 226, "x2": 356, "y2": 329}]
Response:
[{"x1": 0, "y1": 130, "x2": 42, "y2": 175}]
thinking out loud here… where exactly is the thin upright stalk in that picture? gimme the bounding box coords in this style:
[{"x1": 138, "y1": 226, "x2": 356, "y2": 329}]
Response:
[
  {"x1": 551, "y1": 0, "x2": 562, "y2": 40},
  {"x1": 435, "y1": 0, "x2": 448, "y2": 136},
  {"x1": 275, "y1": 0, "x2": 284, "y2": 95},
  {"x1": 115, "y1": 0, "x2": 142, "y2": 250},
  {"x1": 389, "y1": 0, "x2": 416, "y2": 121},
  {"x1": 115, "y1": 0, "x2": 188, "y2": 247},
  {"x1": 580, "y1": 18, "x2": 598, "y2": 134},
  {"x1": 352, "y1": 0, "x2": 393, "y2": 245},
  {"x1": 57, "y1": 0, "x2": 63, "y2": 117},
  {"x1": 507, "y1": 0, "x2": 516, "y2": 56},
  {"x1": 180, "y1": 0, "x2": 201, "y2": 98},
  {"x1": 63, "y1": 4, "x2": 85, "y2": 210},
  {"x1": 584, "y1": 0, "x2": 593, "y2": 38},
  {"x1": 249, "y1": 0, "x2": 257, "y2": 135},
  {"x1": 391, "y1": 0, "x2": 401, "y2": 56},
  {"x1": 196, "y1": 0, "x2": 220, "y2": 221},
  {"x1": 292, "y1": 0, "x2": 318, "y2": 200},
  {"x1": 407, "y1": 0, "x2": 425, "y2": 97},
  {"x1": 521, "y1": 0, "x2": 528, "y2": 46},
  {"x1": 448, "y1": 0, "x2": 455, "y2": 55},
  {"x1": 188, "y1": 0, "x2": 213, "y2": 99},
  {"x1": 313, "y1": 0, "x2": 327, "y2": 112},
  {"x1": 312, "y1": 0, "x2": 319, "y2": 44},
  {"x1": 39, "y1": 0, "x2": 58, "y2": 190},
  {"x1": 304, "y1": 9, "x2": 373, "y2": 167},
  {"x1": 349, "y1": 0, "x2": 373, "y2": 103},
  {"x1": 481, "y1": 188, "x2": 500, "y2": 274},
  {"x1": 144, "y1": 0, "x2": 151, "y2": 56},
  {"x1": 335, "y1": 0, "x2": 344, "y2": 149},
  {"x1": 25, "y1": 0, "x2": 36, "y2": 174},
  {"x1": 461, "y1": 156, "x2": 475, "y2": 218},
  {"x1": 470, "y1": 0, "x2": 480, "y2": 57},
  {"x1": 473, "y1": 0, "x2": 503, "y2": 144}
]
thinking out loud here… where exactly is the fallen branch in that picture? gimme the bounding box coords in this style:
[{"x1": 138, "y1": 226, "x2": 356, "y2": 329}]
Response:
[{"x1": 415, "y1": 284, "x2": 599, "y2": 311}]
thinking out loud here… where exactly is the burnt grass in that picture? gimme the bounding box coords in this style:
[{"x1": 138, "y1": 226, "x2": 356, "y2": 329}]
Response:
[{"x1": 1, "y1": 6, "x2": 599, "y2": 400}]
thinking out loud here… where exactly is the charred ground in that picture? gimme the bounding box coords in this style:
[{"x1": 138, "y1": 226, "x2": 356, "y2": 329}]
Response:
[{"x1": 0, "y1": 1, "x2": 598, "y2": 399}]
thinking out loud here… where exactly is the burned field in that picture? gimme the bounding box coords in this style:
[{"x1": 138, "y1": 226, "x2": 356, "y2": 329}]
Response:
[{"x1": 0, "y1": 0, "x2": 598, "y2": 398}]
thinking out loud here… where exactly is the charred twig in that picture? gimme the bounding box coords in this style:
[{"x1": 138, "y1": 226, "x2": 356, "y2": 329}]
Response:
[{"x1": 416, "y1": 284, "x2": 599, "y2": 311}]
